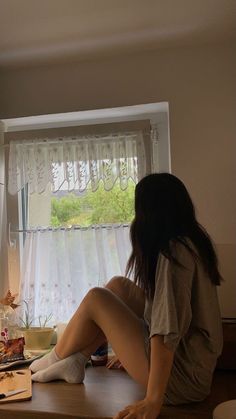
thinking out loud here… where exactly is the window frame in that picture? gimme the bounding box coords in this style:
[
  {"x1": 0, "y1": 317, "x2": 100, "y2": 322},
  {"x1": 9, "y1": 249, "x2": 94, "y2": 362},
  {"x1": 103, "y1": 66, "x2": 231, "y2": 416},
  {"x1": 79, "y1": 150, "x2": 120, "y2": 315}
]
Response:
[{"x1": 2, "y1": 102, "x2": 171, "y2": 292}]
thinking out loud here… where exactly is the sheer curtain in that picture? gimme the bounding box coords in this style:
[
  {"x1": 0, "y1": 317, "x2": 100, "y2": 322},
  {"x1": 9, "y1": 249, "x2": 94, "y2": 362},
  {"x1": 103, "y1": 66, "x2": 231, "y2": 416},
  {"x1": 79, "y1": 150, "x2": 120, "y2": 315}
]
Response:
[
  {"x1": 8, "y1": 131, "x2": 145, "y2": 324},
  {"x1": 8, "y1": 132, "x2": 146, "y2": 194},
  {"x1": 18, "y1": 225, "x2": 131, "y2": 323}
]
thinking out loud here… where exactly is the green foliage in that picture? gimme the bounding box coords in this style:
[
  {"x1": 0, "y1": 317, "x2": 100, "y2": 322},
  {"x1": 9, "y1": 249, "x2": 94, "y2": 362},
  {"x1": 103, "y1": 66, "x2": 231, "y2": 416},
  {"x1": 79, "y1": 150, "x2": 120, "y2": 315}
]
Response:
[
  {"x1": 38, "y1": 313, "x2": 53, "y2": 328},
  {"x1": 19, "y1": 300, "x2": 33, "y2": 329},
  {"x1": 19, "y1": 300, "x2": 53, "y2": 329},
  {"x1": 85, "y1": 181, "x2": 135, "y2": 224},
  {"x1": 50, "y1": 180, "x2": 135, "y2": 227},
  {"x1": 51, "y1": 194, "x2": 82, "y2": 226}
]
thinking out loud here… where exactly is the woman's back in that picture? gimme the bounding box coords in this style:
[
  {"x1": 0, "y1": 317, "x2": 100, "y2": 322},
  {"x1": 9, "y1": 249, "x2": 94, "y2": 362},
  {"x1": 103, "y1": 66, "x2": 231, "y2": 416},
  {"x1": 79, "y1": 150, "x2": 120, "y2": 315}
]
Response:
[{"x1": 144, "y1": 240, "x2": 223, "y2": 404}]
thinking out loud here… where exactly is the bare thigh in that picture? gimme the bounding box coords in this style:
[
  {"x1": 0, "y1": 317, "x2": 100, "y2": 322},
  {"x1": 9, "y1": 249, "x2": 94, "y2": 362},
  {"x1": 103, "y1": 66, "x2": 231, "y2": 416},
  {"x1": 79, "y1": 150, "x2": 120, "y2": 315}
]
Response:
[
  {"x1": 85, "y1": 287, "x2": 150, "y2": 388},
  {"x1": 59, "y1": 285, "x2": 150, "y2": 388},
  {"x1": 105, "y1": 276, "x2": 146, "y2": 318},
  {"x1": 56, "y1": 276, "x2": 149, "y2": 387}
]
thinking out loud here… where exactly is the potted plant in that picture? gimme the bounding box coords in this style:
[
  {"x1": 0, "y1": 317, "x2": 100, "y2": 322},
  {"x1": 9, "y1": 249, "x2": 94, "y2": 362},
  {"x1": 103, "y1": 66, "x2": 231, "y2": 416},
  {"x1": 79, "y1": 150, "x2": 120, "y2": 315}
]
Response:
[{"x1": 17, "y1": 300, "x2": 54, "y2": 350}]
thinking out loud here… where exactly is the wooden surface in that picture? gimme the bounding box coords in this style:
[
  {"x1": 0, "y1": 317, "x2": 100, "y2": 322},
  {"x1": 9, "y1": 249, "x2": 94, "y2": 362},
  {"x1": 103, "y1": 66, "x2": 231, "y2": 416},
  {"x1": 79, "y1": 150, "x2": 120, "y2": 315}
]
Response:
[
  {"x1": 0, "y1": 367, "x2": 235, "y2": 419},
  {"x1": 0, "y1": 369, "x2": 32, "y2": 404}
]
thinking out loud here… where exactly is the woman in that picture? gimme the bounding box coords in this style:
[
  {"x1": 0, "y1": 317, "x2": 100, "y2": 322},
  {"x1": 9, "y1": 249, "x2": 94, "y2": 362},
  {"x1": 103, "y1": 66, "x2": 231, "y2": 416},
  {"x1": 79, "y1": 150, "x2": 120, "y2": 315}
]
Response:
[{"x1": 30, "y1": 173, "x2": 223, "y2": 419}]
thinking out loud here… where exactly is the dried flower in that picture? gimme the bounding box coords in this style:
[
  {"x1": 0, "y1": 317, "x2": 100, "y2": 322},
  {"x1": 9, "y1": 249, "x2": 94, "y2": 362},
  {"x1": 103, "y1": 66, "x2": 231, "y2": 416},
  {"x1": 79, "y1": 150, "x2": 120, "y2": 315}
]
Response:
[{"x1": 0, "y1": 290, "x2": 20, "y2": 310}]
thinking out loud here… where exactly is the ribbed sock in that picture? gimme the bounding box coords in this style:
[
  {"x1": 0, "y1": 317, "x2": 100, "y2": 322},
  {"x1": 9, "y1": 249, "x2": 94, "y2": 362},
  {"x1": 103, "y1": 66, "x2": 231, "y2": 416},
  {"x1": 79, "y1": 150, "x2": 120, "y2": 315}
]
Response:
[
  {"x1": 29, "y1": 347, "x2": 60, "y2": 373},
  {"x1": 31, "y1": 352, "x2": 88, "y2": 383}
]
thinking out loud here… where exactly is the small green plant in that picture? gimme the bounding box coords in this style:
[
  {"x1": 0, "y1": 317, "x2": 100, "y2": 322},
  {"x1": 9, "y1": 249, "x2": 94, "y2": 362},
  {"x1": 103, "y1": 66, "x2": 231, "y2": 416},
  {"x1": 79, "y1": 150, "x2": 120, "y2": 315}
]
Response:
[
  {"x1": 38, "y1": 313, "x2": 53, "y2": 328},
  {"x1": 19, "y1": 300, "x2": 34, "y2": 329},
  {"x1": 19, "y1": 300, "x2": 52, "y2": 329}
]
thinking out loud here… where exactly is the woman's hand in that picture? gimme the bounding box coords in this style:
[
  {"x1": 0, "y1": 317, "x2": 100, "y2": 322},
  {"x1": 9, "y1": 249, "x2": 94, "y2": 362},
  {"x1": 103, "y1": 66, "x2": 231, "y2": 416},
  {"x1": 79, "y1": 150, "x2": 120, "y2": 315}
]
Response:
[
  {"x1": 106, "y1": 355, "x2": 125, "y2": 370},
  {"x1": 113, "y1": 398, "x2": 161, "y2": 419}
]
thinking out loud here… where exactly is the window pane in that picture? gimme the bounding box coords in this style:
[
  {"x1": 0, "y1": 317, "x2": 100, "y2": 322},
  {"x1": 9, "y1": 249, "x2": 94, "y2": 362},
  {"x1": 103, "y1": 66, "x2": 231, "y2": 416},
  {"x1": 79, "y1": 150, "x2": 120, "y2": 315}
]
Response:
[{"x1": 28, "y1": 179, "x2": 135, "y2": 228}]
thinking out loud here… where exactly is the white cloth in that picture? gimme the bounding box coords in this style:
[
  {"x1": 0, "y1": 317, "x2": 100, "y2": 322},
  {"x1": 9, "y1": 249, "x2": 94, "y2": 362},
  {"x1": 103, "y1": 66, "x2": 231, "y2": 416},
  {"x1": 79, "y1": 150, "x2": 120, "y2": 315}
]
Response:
[
  {"x1": 8, "y1": 132, "x2": 146, "y2": 195},
  {"x1": 18, "y1": 224, "x2": 131, "y2": 324}
]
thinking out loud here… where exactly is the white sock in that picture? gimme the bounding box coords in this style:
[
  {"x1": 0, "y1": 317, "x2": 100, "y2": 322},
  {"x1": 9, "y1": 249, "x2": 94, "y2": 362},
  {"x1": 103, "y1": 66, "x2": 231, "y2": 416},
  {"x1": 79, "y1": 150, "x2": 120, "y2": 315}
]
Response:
[
  {"x1": 30, "y1": 347, "x2": 60, "y2": 373},
  {"x1": 31, "y1": 352, "x2": 88, "y2": 383}
]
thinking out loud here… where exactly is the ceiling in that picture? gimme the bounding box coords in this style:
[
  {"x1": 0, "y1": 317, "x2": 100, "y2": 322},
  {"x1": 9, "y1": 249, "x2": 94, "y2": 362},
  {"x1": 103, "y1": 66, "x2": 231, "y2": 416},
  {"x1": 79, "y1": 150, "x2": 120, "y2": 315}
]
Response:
[{"x1": 0, "y1": 0, "x2": 235, "y2": 67}]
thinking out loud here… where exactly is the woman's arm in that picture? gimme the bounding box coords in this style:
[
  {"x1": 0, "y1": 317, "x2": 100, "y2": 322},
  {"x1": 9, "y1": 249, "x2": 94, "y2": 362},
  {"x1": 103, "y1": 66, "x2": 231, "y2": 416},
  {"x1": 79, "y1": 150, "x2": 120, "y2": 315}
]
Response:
[
  {"x1": 114, "y1": 335, "x2": 174, "y2": 419},
  {"x1": 145, "y1": 334, "x2": 174, "y2": 412}
]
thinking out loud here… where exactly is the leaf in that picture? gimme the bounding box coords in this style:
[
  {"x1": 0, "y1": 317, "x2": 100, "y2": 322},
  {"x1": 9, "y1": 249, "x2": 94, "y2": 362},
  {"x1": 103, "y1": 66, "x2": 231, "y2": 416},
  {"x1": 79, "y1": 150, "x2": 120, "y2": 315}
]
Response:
[{"x1": 0, "y1": 290, "x2": 20, "y2": 310}]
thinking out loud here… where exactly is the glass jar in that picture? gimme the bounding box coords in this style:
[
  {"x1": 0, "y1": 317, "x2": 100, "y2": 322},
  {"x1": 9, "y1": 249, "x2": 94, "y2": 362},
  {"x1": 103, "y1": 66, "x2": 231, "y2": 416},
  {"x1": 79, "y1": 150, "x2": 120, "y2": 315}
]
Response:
[{"x1": 0, "y1": 305, "x2": 9, "y2": 342}]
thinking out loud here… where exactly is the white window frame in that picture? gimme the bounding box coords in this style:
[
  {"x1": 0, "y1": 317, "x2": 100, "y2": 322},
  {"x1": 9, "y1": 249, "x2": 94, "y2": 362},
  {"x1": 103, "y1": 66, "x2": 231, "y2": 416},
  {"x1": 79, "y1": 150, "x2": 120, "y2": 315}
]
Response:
[{"x1": 1, "y1": 102, "x2": 171, "y2": 292}]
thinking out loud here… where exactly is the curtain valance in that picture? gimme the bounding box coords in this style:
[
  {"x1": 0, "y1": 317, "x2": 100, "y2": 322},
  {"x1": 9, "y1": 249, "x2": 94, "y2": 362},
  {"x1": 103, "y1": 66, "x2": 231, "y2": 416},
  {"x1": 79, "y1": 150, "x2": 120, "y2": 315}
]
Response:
[{"x1": 8, "y1": 132, "x2": 146, "y2": 194}]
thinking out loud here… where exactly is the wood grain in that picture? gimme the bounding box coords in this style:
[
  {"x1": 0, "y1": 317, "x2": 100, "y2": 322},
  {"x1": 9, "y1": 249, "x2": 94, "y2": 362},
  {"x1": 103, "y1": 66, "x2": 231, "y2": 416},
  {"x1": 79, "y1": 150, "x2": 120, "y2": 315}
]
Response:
[
  {"x1": 0, "y1": 367, "x2": 235, "y2": 418},
  {"x1": 0, "y1": 369, "x2": 32, "y2": 404}
]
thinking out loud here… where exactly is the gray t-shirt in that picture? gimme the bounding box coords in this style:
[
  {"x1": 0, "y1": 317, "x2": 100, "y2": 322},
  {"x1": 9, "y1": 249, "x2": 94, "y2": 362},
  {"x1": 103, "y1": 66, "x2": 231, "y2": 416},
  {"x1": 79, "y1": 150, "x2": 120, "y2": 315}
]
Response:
[{"x1": 144, "y1": 240, "x2": 223, "y2": 404}]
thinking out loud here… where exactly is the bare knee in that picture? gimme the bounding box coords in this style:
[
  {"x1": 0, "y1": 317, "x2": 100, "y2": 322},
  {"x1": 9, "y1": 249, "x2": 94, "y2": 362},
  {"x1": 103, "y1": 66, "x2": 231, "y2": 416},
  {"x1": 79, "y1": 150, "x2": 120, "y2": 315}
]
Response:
[
  {"x1": 86, "y1": 286, "x2": 107, "y2": 301},
  {"x1": 106, "y1": 277, "x2": 145, "y2": 318},
  {"x1": 105, "y1": 276, "x2": 128, "y2": 294},
  {"x1": 81, "y1": 287, "x2": 108, "y2": 315}
]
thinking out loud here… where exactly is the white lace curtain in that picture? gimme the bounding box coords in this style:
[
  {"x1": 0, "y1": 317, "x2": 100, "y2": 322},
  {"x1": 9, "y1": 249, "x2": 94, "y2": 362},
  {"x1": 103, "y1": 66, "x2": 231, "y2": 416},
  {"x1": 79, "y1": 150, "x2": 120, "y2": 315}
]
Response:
[
  {"x1": 8, "y1": 132, "x2": 146, "y2": 195},
  {"x1": 17, "y1": 225, "x2": 131, "y2": 323},
  {"x1": 8, "y1": 131, "x2": 146, "y2": 323}
]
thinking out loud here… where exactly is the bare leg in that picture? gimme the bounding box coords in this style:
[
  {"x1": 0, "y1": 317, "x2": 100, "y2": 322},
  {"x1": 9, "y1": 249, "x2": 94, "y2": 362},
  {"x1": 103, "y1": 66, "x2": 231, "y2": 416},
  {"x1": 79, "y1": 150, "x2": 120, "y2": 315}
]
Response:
[
  {"x1": 31, "y1": 278, "x2": 149, "y2": 387},
  {"x1": 56, "y1": 276, "x2": 146, "y2": 358},
  {"x1": 56, "y1": 286, "x2": 149, "y2": 387},
  {"x1": 30, "y1": 276, "x2": 140, "y2": 377},
  {"x1": 105, "y1": 276, "x2": 145, "y2": 318}
]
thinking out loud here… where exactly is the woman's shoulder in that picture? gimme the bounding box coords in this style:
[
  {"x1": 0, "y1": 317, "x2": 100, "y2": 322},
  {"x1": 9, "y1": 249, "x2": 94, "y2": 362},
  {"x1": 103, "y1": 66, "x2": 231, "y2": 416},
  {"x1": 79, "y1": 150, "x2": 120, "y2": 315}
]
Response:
[
  {"x1": 155, "y1": 238, "x2": 196, "y2": 294},
  {"x1": 168, "y1": 237, "x2": 197, "y2": 269}
]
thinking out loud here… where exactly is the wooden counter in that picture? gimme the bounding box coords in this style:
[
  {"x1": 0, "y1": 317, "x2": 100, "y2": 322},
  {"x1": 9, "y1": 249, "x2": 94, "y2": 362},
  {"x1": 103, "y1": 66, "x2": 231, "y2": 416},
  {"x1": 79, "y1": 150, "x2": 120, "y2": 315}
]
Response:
[{"x1": 0, "y1": 366, "x2": 235, "y2": 419}]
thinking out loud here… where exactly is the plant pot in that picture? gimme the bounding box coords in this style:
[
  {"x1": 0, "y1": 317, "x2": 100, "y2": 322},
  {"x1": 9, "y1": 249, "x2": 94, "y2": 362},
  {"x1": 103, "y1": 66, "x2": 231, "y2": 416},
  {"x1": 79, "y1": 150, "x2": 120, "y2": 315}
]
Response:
[{"x1": 17, "y1": 327, "x2": 54, "y2": 350}]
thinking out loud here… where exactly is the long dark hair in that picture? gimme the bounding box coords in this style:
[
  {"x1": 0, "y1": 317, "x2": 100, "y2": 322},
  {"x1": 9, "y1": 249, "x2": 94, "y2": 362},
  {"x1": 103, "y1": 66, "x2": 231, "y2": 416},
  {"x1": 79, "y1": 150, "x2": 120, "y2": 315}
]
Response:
[{"x1": 126, "y1": 173, "x2": 222, "y2": 298}]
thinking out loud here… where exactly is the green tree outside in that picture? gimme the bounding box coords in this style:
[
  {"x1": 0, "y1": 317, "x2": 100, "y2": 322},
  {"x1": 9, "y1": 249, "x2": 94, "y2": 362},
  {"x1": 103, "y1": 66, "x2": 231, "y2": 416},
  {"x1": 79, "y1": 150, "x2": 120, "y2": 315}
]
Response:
[
  {"x1": 50, "y1": 180, "x2": 135, "y2": 227},
  {"x1": 51, "y1": 193, "x2": 82, "y2": 227}
]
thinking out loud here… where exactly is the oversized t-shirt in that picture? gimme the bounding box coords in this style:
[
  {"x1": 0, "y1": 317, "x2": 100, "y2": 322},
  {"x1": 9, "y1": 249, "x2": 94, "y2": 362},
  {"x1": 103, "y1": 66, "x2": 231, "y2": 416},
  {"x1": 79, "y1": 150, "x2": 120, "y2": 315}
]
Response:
[{"x1": 144, "y1": 240, "x2": 223, "y2": 404}]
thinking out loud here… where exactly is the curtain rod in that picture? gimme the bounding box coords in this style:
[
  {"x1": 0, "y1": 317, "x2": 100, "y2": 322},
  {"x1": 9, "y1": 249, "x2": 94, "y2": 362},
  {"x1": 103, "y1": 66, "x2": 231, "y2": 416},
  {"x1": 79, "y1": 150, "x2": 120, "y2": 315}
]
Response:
[
  {"x1": 1, "y1": 129, "x2": 149, "y2": 148},
  {"x1": 11, "y1": 223, "x2": 130, "y2": 234}
]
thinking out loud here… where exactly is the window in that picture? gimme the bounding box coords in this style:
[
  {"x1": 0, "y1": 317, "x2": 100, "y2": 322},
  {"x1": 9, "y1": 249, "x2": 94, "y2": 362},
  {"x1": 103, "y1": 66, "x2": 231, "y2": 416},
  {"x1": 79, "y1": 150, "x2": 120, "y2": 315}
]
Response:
[
  {"x1": 30, "y1": 179, "x2": 136, "y2": 228},
  {"x1": 3, "y1": 103, "x2": 170, "y2": 323},
  {"x1": 7, "y1": 130, "x2": 146, "y2": 323}
]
